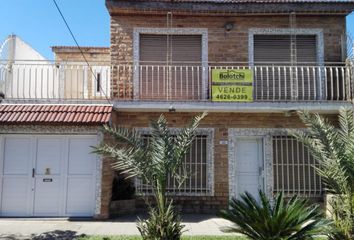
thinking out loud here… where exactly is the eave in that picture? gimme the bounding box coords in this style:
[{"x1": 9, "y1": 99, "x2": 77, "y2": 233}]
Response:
[
  {"x1": 106, "y1": 0, "x2": 354, "y2": 16},
  {"x1": 113, "y1": 101, "x2": 352, "y2": 114}
]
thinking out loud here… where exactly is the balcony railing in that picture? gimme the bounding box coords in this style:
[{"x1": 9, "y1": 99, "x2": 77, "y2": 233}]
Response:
[
  {"x1": 114, "y1": 63, "x2": 353, "y2": 102},
  {"x1": 1, "y1": 61, "x2": 353, "y2": 102},
  {"x1": 0, "y1": 61, "x2": 110, "y2": 102}
]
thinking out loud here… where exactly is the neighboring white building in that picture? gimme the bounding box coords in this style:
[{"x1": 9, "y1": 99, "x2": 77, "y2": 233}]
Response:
[
  {"x1": 0, "y1": 35, "x2": 56, "y2": 100},
  {"x1": 0, "y1": 35, "x2": 110, "y2": 101},
  {"x1": 0, "y1": 34, "x2": 47, "y2": 61}
]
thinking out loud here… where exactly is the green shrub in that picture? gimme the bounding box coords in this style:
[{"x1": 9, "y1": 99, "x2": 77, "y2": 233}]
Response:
[
  {"x1": 219, "y1": 191, "x2": 329, "y2": 240},
  {"x1": 137, "y1": 201, "x2": 184, "y2": 240}
]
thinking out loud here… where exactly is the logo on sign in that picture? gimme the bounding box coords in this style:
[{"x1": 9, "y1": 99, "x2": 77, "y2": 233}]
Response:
[{"x1": 219, "y1": 70, "x2": 245, "y2": 81}]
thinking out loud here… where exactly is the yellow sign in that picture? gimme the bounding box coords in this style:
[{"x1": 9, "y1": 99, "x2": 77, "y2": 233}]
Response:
[
  {"x1": 212, "y1": 85, "x2": 253, "y2": 102},
  {"x1": 212, "y1": 69, "x2": 253, "y2": 83},
  {"x1": 211, "y1": 69, "x2": 254, "y2": 102}
]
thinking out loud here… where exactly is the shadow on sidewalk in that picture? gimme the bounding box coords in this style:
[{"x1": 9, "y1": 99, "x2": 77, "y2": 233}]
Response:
[{"x1": 0, "y1": 230, "x2": 86, "y2": 240}]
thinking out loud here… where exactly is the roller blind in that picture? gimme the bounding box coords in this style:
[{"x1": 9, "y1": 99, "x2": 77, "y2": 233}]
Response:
[
  {"x1": 139, "y1": 34, "x2": 202, "y2": 64},
  {"x1": 253, "y1": 35, "x2": 318, "y2": 100},
  {"x1": 254, "y1": 35, "x2": 317, "y2": 64},
  {"x1": 139, "y1": 34, "x2": 203, "y2": 100}
]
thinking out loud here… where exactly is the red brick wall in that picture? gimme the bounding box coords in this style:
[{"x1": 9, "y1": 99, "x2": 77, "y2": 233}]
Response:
[
  {"x1": 98, "y1": 111, "x2": 337, "y2": 217},
  {"x1": 110, "y1": 14, "x2": 346, "y2": 98}
]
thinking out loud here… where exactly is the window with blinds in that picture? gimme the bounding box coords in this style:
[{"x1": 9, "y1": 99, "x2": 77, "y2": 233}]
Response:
[
  {"x1": 272, "y1": 136, "x2": 323, "y2": 198},
  {"x1": 139, "y1": 34, "x2": 203, "y2": 100},
  {"x1": 135, "y1": 134, "x2": 212, "y2": 196},
  {"x1": 253, "y1": 35, "x2": 318, "y2": 100},
  {"x1": 254, "y1": 35, "x2": 317, "y2": 64}
]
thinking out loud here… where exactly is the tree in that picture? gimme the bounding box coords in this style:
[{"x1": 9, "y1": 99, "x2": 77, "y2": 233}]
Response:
[
  {"x1": 93, "y1": 112, "x2": 207, "y2": 240},
  {"x1": 290, "y1": 108, "x2": 354, "y2": 239}
]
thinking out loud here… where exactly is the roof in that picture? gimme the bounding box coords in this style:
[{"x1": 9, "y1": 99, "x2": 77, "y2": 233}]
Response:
[
  {"x1": 122, "y1": 0, "x2": 354, "y2": 2},
  {"x1": 106, "y1": 0, "x2": 354, "y2": 15},
  {"x1": 51, "y1": 46, "x2": 110, "y2": 54},
  {"x1": 0, "y1": 104, "x2": 112, "y2": 125}
]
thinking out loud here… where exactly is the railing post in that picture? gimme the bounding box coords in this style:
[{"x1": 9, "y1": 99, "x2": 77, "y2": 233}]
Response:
[
  {"x1": 58, "y1": 63, "x2": 65, "y2": 100},
  {"x1": 207, "y1": 65, "x2": 211, "y2": 100},
  {"x1": 133, "y1": 63, "x2": 139, "y2": 100},
  {"x1": 350, "y1": 62, "x2": 354, "y2": 101}
]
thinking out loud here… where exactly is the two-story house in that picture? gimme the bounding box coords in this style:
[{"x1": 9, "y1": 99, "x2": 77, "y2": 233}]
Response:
[
  {"x1": 1, "y1": 0, "x2": 354, "y2": 220},
  {"x1": 99, "y1": 0, "x2": 354, "y2": 218}
]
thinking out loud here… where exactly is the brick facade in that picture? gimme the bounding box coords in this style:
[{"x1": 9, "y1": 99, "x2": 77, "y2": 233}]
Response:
[
  {"x1": 98, "y1": 111, "x2": 337, "y2": 216},
  {"x1": 52, "y1": 46, "x2": 110, "y2": 62},
  {"x1": 51, "y1": 47, "x2": 111, "y2": 100},
  {"x1": 102, "y1": 3, "x2": 348, "y2": 218},
  {"x1": 110, "y1": 14, "x2": 345, "y2": 98}
]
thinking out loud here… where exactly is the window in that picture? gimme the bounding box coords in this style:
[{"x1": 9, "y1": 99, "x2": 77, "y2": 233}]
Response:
[
  {"x1": 272, "y1": 136, "x2": 322, "y2": 198},
  {"x1": 138, "y1": 34, "x2": 203, "y2": 100},
  {"x1": 254, "y1": 35, "x2": 317, "y2": 64},
  {"x1": 135, "y1": 131, "x2": 213, "y2": 196},
  {"x1": 253, "y1": 34, "x2": 318, "y2": 100},
  {"x1": 92, "y1": 66, "x2": 110, "y2": 98},
  {"x1": 96, "y1": 73, "x2": 101, "y2": 93}
]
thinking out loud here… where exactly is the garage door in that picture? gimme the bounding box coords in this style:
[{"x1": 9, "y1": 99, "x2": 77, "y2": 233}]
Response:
[{"x1": 0, "y1": 135, "x2": 98, "y2": 217}]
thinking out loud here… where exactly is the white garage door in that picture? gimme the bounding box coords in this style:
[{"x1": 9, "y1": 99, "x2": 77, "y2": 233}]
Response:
[{"x1": 0, "y1": 135, "x2": 98, "y2": 217}]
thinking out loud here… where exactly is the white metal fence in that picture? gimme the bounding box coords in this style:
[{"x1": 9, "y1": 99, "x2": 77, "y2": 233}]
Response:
[
  {"x1": 115, "y1": 63, "x2": 353, "y2": 101},
  {"x1": 135, "y1": 134, "x2": 213, "y2": 196},
  {"x1": 1, "y1": 61, "x2": 352, "y2": 102},
  {"x1": 0, "y1": 61, "x2": 110, "y2": 101},
  {"x1": 272, "y1": 135, "x2": 322, "y2": 198}
]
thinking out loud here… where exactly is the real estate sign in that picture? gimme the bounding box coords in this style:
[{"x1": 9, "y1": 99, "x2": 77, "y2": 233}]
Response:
[{"x1": 211, "y1": 69, "x2": 254, "y2": 102}]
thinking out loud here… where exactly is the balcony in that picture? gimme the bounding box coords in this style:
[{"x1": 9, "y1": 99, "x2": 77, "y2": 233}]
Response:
[
  {"x1": 1, "y1": 61, "x2": 353, "y2": 111},
  {"x1": 0, "y1": 60, "x2": 111, "y2": 104}
]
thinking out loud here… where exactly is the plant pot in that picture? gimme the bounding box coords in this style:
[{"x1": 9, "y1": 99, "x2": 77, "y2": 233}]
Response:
[{"x1": 110, "y1": 199, "x2": 136, "y2": 217}]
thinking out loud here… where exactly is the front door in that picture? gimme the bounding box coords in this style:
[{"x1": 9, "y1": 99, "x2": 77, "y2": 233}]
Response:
[
  {"x1": 235, "y1": 138, "x2": 264, "y2": 200},
  {"x1": 33, "y1": 137, "x2": 63, "y2": 216}
]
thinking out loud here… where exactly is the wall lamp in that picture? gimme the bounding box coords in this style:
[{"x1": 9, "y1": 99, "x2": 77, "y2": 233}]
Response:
[{"x1": 224, "y1": 22, "x2": 234, "y2": 32}]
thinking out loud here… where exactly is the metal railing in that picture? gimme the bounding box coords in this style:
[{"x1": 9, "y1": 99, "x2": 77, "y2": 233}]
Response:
[
  {"x1": 273, "y1": 135, "x2": 322, "y2": 198},
  {"x1": 114, "y1": 63, "x2": 354, "y2": 102},
  {"x1": 1, "y1": 61, "x2": 353, "y2": 102},
  {"x1": 0, "y1": 61, "x2": 110, "y2": 101}
]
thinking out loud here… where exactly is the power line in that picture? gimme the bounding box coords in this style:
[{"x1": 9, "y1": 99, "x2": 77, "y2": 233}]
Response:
[{"x1": 52, "y1": 0, "x2": 111, "y2": 104}]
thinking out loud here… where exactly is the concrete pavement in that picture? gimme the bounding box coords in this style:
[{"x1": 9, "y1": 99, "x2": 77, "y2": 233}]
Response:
[{"x1": 0, "y1": 214, "x2": 236, "y2": 239}]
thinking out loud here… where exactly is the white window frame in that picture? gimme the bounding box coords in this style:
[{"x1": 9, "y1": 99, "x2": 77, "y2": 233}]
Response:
[
  {"x1": 133, "y1": 28, "x2": 208, "y2": 100},
  {"x1": 135, "y1": 127, "x2": 214, "y2": 196},
  {"x1": 91, "y1": 65, "x2": 111, "y2": 98}
]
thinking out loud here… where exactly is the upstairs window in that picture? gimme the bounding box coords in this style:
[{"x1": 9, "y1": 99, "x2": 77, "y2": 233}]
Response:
[
  {"x1": 253, "y1": 34, "x2": 318, "y2": 100},
  {"x1": 254, "y1": 35, "x2": 317, "y2": 65},
  {"x1": 138, "y1": 34, "x2": 203, "y2": 100}
]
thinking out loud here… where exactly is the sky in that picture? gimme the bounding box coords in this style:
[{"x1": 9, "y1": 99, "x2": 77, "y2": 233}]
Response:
[
  {"x1": 1, "y1": 0, "x2": 354, "y2": 60},
  {"x1": 0, "y1": 0, "x2": 110, "y2": 59}
]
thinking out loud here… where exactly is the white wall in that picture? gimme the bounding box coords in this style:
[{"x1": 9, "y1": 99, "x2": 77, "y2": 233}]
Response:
[{"x1": 0, "y1": 35, "x2": 56, "y2": 99}]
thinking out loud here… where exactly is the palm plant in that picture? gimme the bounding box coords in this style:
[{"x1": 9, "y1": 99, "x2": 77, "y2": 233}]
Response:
[
  {"x1": 93, "y1": 112, "x2": 207, "y2": 240},
  {"x1": 290, "y1": 108, "x2": 354, "y2": 239},
  {"x1": 219, "y1": 191, "x2": 328, "y2": 240}
]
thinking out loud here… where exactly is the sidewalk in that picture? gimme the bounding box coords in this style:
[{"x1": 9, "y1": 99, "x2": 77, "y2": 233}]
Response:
[{"x1": 0, "y1": 214, "x2": 235, "y2": 239}]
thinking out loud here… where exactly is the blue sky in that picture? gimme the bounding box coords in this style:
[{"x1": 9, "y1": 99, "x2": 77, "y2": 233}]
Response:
[
  {"x1": 0, "y1": 0, "x2": 110, "y2": 59},
  {"x1": 1, "y1": 0, "x2": 354, "y2": 60}
]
